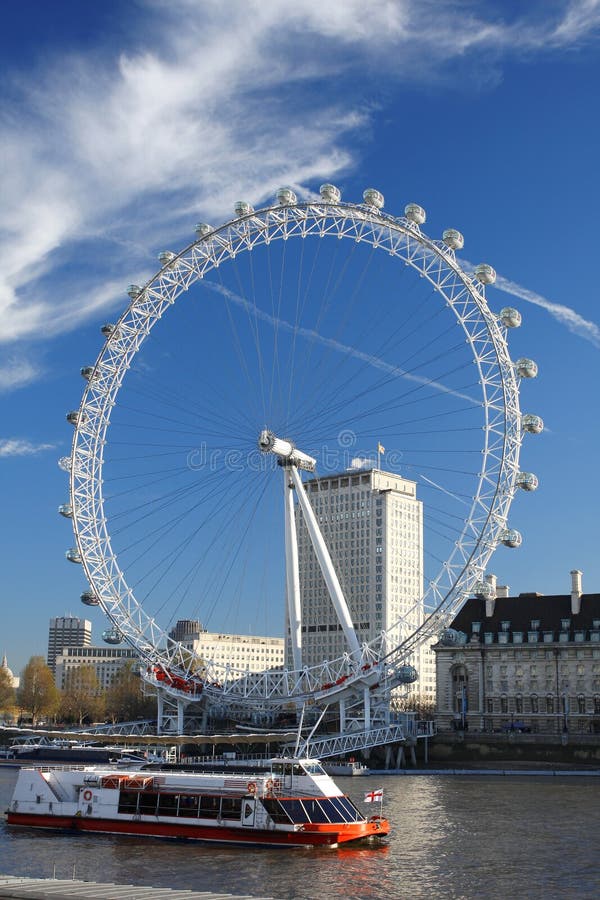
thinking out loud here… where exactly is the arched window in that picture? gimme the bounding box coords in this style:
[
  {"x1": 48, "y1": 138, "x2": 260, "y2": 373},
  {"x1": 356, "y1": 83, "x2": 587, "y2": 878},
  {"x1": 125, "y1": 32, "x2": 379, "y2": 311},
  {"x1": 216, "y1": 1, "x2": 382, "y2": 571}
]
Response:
[
  {"x1": 577, "y1": 694, "x2": 586, "y2": 714},
  {"x1": 500, "y1": 695, "x2": 508, "y2": 714},
  {"x1": 530, "y1": 694, "x2": 539, "y2": 714},
  {"x1": 546, "y1": 695, "x2": 554, "y2": 714},
  {"x1": 515, "y1": 694, "x2": 523, "y2": 714}
]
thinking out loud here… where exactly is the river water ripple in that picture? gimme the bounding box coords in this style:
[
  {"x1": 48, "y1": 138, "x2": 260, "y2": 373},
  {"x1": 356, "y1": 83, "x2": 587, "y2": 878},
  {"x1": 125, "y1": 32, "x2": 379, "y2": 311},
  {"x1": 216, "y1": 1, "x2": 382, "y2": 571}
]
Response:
[{"x1": 1, "y1": 768, "x2": 598, "y2": 899}]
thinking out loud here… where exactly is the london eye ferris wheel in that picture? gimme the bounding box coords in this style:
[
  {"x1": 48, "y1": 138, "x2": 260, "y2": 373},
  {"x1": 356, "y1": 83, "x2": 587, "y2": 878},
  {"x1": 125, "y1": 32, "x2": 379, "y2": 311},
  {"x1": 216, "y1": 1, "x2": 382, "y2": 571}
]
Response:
[{"x1": 60, "y1": 185, "x2": 541, "y2": 720}]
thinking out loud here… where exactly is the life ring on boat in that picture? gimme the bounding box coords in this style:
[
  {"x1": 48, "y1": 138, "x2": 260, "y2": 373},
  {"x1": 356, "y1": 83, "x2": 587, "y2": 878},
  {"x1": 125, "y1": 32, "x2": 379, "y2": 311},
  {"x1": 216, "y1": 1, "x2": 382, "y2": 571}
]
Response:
[
  {"x1": 265, "y1": 778, "x2": 275, "y2": 793},
  {"x1": 82, "y1": 790, "x2": 93, "y2": 802},
  {"x1": 247, "y1": 781, "x2": 257, "y2": 794},
  {"x1": 369, "y1": 815, "x2": 383, "y2": 829}
]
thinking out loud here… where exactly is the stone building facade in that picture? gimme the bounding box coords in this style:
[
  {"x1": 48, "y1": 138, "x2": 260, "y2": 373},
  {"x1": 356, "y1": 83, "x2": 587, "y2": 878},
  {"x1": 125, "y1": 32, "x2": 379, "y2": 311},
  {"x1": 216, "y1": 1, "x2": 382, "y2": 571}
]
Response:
[{"x1": 434, "y1": 571, "x2": 600, "y2": 735}]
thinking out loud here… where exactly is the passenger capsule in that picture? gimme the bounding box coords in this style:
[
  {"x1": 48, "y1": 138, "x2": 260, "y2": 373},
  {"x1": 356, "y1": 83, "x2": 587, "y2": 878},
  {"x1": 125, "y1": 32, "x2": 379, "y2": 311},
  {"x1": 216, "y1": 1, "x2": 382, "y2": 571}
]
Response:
[
  {"x1": 515, "y1": 357, "x2": 538, "y2": 378},
  {"x1": 319, "y1": 184, "x2": 341, "y2": 202},
  {"x1": 474, "y1": 263, "x2": 497, "y2": 285},
  {"x1": 66, "y1": 547, "x2": 82, "y2": 564},
  {"x1": 101, "y1": 323, "x2": 117, "y2": 338},
  {"x1": 58, "y1": 456, "x2": 72, "y2": 473},
  {"x1": 516, "y1": 471, "x2": 539, "y2": 491},
  {"x1": 439, "y1": 628, "x2": 460, "y2": 646},
  {"x1": 234, "y1": 201, "x2": 254, "y2": 217},
  {"x1": 522, "y1": 414, "x2": 544, "y2": 434},
  {"x1": 398, "y1": 665, "x2": 418, "y2": 683},
  {"x1": 404, "y1": 203, "x2": 426, "y2": 225},
  {"x1": 276, "y1": 187, "x2": 297, "y2": 205},
  {"x1": 66, "y1": 410, "x2": 86, "y2": 426},
  {"x1": 158, "y1": 251, "x2": 176, "y2": 266},
  {"x1": 80, "y1": 366, "x2": 95, "y2": 381},
  {"x1": 102, "y1": 628, "x2": 123, "y2": 645},
  {"x1": 473, "y1": 580, "x2": 495, "y2": 599},
  {"x1": 195, "y1": 223, "x2": 213, "y2": 237},
  {"x1": 363, "y1": 188, "x2": 384, "y2": 209},
  {"x1": 442, "y1": 228, "x2": 464, "y2": 250},
  {"x1": 58, "y1": 503, "x2": 73, "y2": 518},
  {"x1": 500, "y1": 528, "x2": 522, "y2": 548},
  {"x1": 499, "y1": 307, "x2": 522, "y2": 328},
  {"x1": 81, "y1": 590, "x2": 100, "y2": 606},
  {"x1": 127, "y1": 284, "x2": 142, "y2": 299}
]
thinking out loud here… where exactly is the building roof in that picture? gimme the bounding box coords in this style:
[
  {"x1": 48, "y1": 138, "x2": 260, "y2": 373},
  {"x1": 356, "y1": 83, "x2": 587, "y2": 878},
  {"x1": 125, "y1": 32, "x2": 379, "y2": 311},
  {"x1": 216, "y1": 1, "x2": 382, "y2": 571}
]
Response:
[{"x1": 449, "y1": 593, "x2": 600, "y2": 637}]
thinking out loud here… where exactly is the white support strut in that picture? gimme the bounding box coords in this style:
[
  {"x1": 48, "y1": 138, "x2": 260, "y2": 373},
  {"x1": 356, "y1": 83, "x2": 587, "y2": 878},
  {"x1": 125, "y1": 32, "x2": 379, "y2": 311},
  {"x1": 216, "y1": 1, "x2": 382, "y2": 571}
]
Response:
[
  {"x1": 289, "y1": 464, "x2": 361, "y2": 658},
  {"x1": 284, "y1": 468, "x2": 303, "y2": 671}
]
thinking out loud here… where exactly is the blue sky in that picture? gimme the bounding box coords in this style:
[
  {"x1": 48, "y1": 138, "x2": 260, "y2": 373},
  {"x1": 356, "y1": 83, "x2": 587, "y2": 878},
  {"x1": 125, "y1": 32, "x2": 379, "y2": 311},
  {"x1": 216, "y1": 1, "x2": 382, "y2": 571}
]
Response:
[{"x1": 2, "y1": 0, "x2": 600, "y2": 677}]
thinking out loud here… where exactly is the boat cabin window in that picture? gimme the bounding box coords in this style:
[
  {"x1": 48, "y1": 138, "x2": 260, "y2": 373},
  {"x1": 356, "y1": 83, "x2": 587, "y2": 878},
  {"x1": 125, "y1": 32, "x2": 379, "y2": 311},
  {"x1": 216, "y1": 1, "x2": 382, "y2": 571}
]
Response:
[
  {"x1": 270, "y1": 762, "x2": 306, "y2": 777},
  {"x1": 302, "y1": 763, "x2": 325, "y2": 776},
  {"x1": 117, "y1": 790, "x2": 241, "y2": 822},
  {"x1": 261, "y1": 796, "x2": 363, "y2": 825}
]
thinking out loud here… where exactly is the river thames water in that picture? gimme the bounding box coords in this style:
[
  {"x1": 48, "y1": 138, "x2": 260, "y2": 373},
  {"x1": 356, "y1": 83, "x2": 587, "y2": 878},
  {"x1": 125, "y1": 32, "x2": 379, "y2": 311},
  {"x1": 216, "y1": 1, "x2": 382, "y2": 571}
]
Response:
[{"x1": 1, "y1": 767, "x2": 598, "y2": 899}]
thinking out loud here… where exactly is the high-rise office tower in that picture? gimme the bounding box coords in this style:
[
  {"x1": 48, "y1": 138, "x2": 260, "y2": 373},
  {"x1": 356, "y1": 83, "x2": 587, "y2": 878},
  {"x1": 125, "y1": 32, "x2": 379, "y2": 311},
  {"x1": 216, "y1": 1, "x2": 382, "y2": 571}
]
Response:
[
  {"x1": 289, "y1": 467, "x2": 434, "y2": 698},
  {"x1": 47, "y1": 616, "x2": 92, "y2": 673}
]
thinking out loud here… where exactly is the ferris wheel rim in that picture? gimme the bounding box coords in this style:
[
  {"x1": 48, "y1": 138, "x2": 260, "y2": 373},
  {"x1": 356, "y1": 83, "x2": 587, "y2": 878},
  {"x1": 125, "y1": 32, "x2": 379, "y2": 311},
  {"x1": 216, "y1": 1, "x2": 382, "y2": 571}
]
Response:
[{"x1": 66, "y1": 194, "x2": 525, "y2": 698}]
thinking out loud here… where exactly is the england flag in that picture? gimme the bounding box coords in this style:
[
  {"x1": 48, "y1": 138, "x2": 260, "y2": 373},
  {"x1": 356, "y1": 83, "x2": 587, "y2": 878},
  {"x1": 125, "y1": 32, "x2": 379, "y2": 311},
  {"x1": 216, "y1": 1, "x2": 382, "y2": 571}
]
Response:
[{"x1": 364, "y1": 788, "x2": 383, "y2": 803}]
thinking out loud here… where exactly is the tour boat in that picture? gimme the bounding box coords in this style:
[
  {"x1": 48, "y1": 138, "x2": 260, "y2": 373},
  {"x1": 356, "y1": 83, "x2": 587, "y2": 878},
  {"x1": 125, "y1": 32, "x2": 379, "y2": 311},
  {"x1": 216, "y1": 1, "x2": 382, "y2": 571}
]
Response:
[
  {"x1": 7, "y1": 735, "x2": 148, "y2": 766},
  {"x1": 5, "y1": 757, "x2": 389, "y2": 848}
]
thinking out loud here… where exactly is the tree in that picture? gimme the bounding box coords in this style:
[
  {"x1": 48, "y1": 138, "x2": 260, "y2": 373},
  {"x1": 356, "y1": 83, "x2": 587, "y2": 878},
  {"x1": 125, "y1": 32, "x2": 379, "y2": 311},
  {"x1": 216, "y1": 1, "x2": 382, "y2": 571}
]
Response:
[
  {"x1": 17, "y1": 656, "x2": 60, "y2": 725},
  {"x1": 60, "y1": 665, "x2": 106, "y2": 726},
  {"x1": 0, "y1": 666, "x2": 16, "y2": 712},
  {"x1": 105, "y1": 662, "x2": 156, "y2": 723}
]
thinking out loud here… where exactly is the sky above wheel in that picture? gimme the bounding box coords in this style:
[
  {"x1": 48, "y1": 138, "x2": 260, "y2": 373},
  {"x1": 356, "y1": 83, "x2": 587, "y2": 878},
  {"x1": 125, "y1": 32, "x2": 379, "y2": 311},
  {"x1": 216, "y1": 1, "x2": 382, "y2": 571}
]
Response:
[{"x1": 1, "y1": 0, "x2": 600, "y2": 676}]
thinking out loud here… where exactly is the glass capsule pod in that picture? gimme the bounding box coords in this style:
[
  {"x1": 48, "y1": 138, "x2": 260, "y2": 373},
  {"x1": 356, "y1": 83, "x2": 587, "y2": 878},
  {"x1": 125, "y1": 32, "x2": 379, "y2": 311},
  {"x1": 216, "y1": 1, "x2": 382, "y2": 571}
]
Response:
[
  {"x1": 80, "y1": 366, "x2": 95, "y2": 381},
  {"x1": 398, "y1": 665, "x2": 418, "y2": 683},
  {"x1": 195, "y1": 223, "x2": 212, "y2": 237},
  {"x1": 319, "y1": 183, "x2": 341, "y2": 203},
  {"x1": 81, "y1": 590, "x2": 100, "y2": 606},
  {"x1": 58, "y1": 456, "x2": 72, "y2": 472},
  {"x1": 362, "y1": 188, "x2": 385, "y2": 209},
  {"x1": 66, "y1": 411, "x2": 86, "y2": 426},
  {"x1": 439, "y1": 628, "x2": 460, "y2": 645},
  {"x1": 499, "y1": 307, "x2": 522, "y2": 328},
  {"x1": 127, "y1": 284, "x2": 142, "y2": 299},
  {"x1": 158, "y1": 250, "x2": 176, "y2": 266},
  {"x1": 473, "y1": 580, "x2": 495, "y2": 599},
  {"x1": 101, "y1": 323, "x2": 117, "y2": 338},
  {"x1": 276, "y1": 187, "x2": 297, "y2": 205},
  {"x1": 405, "y1": 203, "x2": 426, "y2": 225},
  {"x1": 474, "y1": 263, "x2": 497, "y2": 285},
  {"x1": 102, "y1": 628, "x2": 124, "y2": 645},
  {"x1": 442, "y1": 228, "x2": 464, "y2": 250},
  {"x1": 66, "y1": 547, "x2": 82, "y2": 564},
  {"x1": 516, "y1": 471, "x2": 539, "y2": 491},
  {"x1": 522, "y1": 414, "x2": 544, "y2": 434},
  {"x1": 234, "y1": 201, "x2": 254, "y2": 217},
  {"x1": 58, "y1": 503, "x2": 73, "y2": 518},
  {"x1": 500, "y1": 528, "x2": 522, "y2": 548},
  {"x1": 515, "y1": 357, "x2": 538, "y2": 378}
]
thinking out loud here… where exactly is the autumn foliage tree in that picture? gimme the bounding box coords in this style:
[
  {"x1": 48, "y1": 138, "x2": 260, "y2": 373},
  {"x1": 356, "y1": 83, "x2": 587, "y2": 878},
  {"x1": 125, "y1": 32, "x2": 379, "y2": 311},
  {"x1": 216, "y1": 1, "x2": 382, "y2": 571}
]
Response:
[
  {"x1": 105, "y1": 662, "x2": 155, "y2": 723},
  {"x1": 0, "y1": 666, "x2": 16, "y2": 714},
  {"x1": 60, "y1": 665, "x2": 106, "y2": 726},
  {"x1": 17, "y1": 656, "x2": 60, "y2": 725}
]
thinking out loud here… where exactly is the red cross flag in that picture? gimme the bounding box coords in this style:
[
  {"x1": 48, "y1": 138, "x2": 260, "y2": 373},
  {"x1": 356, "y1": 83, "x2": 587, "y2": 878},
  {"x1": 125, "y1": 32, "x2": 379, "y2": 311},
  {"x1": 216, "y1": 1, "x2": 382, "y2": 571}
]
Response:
[{"x1": 364, "y1": 788, "x2": 383, "y2": 803}]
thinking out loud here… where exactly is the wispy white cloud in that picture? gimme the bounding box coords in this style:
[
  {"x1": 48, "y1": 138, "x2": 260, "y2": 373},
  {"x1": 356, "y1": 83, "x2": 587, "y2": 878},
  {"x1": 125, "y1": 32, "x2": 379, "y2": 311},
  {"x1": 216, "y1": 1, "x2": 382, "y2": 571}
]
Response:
[
  {"x1": 0, "y1": 356, "x2": 41, "y2": 392},
  {"x1": 0, "y1": 1, "x2": 599, "y2": 347},
  {"x1": 206, "y1": 281, "x2": 478, "y2": 403},
  {"x1": 0, "y1": 438, "x2": 56, "y2": 458},
  {"x1": 494, "y1": 274, "x2": 600, "y2": 349}
]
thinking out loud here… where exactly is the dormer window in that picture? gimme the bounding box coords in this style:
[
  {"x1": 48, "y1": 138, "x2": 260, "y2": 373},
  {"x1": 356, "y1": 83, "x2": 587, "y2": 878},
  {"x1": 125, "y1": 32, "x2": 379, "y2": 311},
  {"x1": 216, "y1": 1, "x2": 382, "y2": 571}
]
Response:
[
  {"x1": 561, "y1": 618, "x2": 571, "y2": 631},
  {"x1": 472, "y1": 621, "x2": 481, "y2": 634},
  {"x1": 530, "y1": 619, "x2": 540, "y2": 630},
  {"x1": 501, "y1": 621, "x2": 510, "y2": 632}
]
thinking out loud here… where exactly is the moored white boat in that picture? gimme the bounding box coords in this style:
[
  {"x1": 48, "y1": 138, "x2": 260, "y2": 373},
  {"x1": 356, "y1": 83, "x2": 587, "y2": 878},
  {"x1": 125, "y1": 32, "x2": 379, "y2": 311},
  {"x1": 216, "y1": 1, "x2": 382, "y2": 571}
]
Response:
[{"x1": 5, "y1": 757, "x2": 389, "y2": 848}]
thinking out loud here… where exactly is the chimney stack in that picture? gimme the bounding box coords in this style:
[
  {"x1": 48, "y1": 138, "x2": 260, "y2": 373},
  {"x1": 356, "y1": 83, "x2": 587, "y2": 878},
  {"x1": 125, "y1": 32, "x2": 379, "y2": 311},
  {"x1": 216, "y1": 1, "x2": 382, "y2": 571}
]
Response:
[
  {"x1": 484, "y1": 574, "x2": 497, "y2": 617},
  {"x1": 571, "y1": 569, "x2": 583, "y2": 615},
  {"x1": 496, "y1": 585, "x2": 510, "y2": 598}
]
